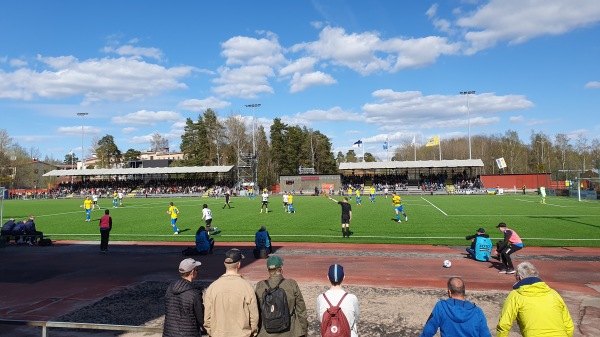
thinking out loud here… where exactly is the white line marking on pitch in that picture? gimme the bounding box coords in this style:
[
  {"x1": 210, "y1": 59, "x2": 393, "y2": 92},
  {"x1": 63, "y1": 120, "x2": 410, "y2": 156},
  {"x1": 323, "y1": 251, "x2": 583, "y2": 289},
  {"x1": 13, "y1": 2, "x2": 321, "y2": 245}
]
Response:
[{"x1": 421, "y1": 197, "x2": 448, "y2": 216}]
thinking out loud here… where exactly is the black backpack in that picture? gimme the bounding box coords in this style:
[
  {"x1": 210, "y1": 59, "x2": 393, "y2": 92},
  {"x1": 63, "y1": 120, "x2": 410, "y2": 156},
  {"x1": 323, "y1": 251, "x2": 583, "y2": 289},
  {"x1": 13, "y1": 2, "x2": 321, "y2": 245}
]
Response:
[{"x1": 261, "y1": 279, "x2": 291, "y2": 333}]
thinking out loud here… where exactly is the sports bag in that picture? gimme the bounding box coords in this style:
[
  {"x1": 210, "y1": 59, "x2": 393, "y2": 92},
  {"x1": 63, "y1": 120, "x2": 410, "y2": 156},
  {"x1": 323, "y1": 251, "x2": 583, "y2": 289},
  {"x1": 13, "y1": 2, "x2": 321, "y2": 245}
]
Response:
[
  {"x1": 321, "y1": 292, "x2": 351, "y2": 337},
  {"x1": 38, "y1": 238, "x2": 52, "y2": 246},
  {"x1": 261, "y1": 279, "x2": 291, "y2": 333}
]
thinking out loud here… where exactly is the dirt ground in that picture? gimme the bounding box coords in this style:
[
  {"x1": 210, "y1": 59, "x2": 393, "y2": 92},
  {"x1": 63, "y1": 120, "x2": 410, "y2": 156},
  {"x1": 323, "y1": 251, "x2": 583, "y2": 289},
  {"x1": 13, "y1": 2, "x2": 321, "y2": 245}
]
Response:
[{"x1": 25, "y1": 280, "x2": 521, "y2": 337}]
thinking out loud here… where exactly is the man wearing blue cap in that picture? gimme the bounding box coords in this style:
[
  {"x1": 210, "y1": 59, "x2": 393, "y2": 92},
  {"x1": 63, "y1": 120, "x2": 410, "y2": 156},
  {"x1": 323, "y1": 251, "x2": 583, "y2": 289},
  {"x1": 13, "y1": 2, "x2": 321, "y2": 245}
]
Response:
[
  {"x1": 317, "y1": 264, "x2": 360, "y2": 337},
  {"x1": 255, "y1": 255, "x2": 308, "y2": 336}
]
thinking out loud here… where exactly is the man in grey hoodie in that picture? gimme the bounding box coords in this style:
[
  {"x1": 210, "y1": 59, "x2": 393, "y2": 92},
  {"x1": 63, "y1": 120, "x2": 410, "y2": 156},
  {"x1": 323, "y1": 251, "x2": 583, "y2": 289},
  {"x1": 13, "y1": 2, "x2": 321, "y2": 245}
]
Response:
[{"x1": 420, "y1": 277, "x2": 491, "y2": 337}]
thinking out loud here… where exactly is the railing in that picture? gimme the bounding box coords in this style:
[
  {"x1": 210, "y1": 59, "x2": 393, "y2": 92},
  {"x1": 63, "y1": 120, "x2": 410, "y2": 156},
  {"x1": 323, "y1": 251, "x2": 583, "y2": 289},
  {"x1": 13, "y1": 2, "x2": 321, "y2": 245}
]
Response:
[{"x1": 0, "y1": 319, "x2": 162, "y2": 337}]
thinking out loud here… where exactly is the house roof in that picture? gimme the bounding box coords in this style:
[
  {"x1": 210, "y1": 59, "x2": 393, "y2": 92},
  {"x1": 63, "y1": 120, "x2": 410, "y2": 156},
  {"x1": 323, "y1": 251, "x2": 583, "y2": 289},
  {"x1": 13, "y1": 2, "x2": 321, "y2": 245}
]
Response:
[
  {"x1": 338, "y1": 159, "x2": 484, "y2": 170},
  {"x1": 43, "y1": 165, "x2": 234, "y2": 177}
]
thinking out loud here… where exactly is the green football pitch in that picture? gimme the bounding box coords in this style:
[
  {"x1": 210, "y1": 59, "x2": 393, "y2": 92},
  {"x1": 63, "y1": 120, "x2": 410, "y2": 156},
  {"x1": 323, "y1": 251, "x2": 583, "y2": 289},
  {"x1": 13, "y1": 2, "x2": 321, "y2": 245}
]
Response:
[{"x1": 3, "y1": 194, "x2": 600, "y2": 247}]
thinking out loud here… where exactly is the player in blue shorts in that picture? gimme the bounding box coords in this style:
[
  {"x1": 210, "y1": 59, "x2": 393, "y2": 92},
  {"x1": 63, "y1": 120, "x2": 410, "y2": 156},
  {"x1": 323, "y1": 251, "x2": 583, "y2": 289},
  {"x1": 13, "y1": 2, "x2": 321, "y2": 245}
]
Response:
[{"x1": 392, "y1": 192, "x2": 408, "y2": 222}]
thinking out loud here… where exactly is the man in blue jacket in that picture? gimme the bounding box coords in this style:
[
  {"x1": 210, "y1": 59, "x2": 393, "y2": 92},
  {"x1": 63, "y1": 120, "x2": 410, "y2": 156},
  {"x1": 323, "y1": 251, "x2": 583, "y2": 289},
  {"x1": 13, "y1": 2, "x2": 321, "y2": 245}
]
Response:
[
  {"x1": 420, "y1": 277, "x2": 492, "y2": 337},
  {"x1": 254, "y1": 226, "x2": 272, "y2": 257}
]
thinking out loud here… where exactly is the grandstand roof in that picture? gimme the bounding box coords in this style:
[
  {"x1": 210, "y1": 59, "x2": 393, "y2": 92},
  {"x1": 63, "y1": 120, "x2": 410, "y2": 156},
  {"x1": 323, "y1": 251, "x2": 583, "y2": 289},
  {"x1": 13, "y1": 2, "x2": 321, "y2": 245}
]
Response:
[
  {"x1": 43, "y1": 165, "x2": 234, "y2": 177},
  {"x1": 339, "y1": 159, "x2": 484, "y2": 170}
]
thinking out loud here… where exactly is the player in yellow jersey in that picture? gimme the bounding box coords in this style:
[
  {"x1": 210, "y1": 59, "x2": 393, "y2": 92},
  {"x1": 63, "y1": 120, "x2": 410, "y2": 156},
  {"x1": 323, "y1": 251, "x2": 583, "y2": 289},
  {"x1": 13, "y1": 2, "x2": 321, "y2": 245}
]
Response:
[
  {"x1": 166, "y1": 202, "x2": 180, "y2": 235},
  {"x1": 355, "y1": 189, "x2": 362, "y2": 206},
  {"x1": 369, "y1": 186, "x2": 376, "y2": 202},
  {"x1": 83, "y1": 196, "x2": 93, "y2": 222},
  {"x1": 287, "y1": 193, "x2": 295, "y2": 213},
  {"x1": 391, "y1": 192, "x2": 408, "y2": 223},
  {"x1": 112, "y1": 191, "x2": 118, "y2": 208}
]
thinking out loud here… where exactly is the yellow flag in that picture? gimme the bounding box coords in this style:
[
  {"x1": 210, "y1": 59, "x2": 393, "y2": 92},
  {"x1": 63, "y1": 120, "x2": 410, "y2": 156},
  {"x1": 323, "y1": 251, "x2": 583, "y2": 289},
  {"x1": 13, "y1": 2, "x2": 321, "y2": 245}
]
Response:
[{"x1": 426, "y1": 135, "x2": 440, "y2": 147}]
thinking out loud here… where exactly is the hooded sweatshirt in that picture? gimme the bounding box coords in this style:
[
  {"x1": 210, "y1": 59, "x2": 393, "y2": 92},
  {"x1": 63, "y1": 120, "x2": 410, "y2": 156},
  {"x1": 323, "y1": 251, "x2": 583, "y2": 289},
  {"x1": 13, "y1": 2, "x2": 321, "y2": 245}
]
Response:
[
  {"x1": 420, "y1": 298, "x2": 492, "y2": 337},
  {"x1": 497, "y1": 277, "x2": 574, "y2": 337},
  {"x1": 163, "y1": 278, "x2": 204, "y2": 337}
]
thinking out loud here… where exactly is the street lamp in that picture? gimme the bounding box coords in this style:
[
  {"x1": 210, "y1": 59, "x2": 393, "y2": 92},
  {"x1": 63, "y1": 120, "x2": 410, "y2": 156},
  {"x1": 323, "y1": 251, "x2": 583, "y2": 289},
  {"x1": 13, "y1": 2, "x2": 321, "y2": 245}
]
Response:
[
  {"x1": 459, "y1": 91, "x2": 475, "y2": 160},
  {"x1": 77, "y1": 112, "x2": 88, "y2": 169},
  {"x1": 244, "y1": 104, "x2": 261, "y2": 186}
]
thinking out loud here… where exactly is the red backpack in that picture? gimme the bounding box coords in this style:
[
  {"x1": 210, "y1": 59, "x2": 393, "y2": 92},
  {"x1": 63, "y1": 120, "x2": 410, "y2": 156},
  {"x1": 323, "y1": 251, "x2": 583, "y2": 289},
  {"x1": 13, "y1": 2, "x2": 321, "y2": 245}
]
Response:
[{"x1": 320, "y1": 293, "x2": 351, "y2": 337}]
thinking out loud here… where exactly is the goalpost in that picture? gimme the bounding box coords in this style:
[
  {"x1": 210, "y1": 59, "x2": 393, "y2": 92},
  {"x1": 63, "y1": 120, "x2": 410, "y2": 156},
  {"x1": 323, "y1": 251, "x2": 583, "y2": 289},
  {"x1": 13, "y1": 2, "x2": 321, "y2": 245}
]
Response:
[{"x1": 574, "y1": 177, "x2": 599, "y2": 202}]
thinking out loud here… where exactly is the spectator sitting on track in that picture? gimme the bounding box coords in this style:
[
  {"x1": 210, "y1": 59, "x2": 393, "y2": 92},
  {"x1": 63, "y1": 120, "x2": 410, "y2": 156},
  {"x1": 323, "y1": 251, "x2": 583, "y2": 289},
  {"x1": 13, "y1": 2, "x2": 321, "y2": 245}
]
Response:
[
  {"x1": 24, "y1": 215, "x2": 43, "y2": 245},
  {"x1": 11, "y1": 220, "x2": 27, "y2": 244},
  {"x1": 254, "y1": 226, "x2": 272, "y2": 258},
  {"x1": 1, "y1": 218, "x2": 16, "y2": 236},
  {"x1": 465, "y1": 228, "x2": 492, "y2": 262},
  {"x1": 182, "y1": 226, "x2": 214, "y2": 256}
]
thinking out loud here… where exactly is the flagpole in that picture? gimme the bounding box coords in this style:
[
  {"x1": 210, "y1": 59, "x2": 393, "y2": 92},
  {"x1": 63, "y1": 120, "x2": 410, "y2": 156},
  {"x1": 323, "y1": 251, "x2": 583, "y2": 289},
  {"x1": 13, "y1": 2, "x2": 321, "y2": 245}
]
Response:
[
  {"x1": 386, "y1": 136, "x2": 389, "y2": 162},
  {"x1": 413, "y1": 136, "x2": 416, "y2": 161},
  {"x1": 438, "y1": 137, "x2": 442, "y2": 160}
]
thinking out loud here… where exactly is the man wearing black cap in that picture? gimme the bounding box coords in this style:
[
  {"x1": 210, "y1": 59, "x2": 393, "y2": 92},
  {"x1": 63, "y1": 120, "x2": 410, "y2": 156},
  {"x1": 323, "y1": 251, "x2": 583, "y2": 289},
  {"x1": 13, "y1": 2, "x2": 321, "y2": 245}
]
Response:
[
  {"x1": 163, "y1": 258, "x2": 205, "y2": 337},
  {"x1": 204, "y1": 248, "x2": 259, "y2": 337},
  {"x1": 255, "y1": 255, "x2": 308, "y2": 336},
  {"x1": 495, "y1": 223, "x2": 524, "y2": 274},
  {"x1": 317, "y1": 264, "x2": 360, "y2": 337},
  {"x1": 465, "y1": 228, "x2": 492, "y2": 261}
]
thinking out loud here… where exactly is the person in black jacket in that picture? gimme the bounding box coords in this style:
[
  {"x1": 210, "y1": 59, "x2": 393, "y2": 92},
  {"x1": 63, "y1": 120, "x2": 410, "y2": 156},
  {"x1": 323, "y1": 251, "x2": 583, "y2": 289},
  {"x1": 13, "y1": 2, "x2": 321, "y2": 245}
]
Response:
[
  {"x1": 24, "y1": 215, "x2": 43, "y2": 245},
  {"x1": 163, "y1": 258, "x2": 206, "y2": 337},
  {"x1": 1, "y1": 218, "x2": 16, "y2": 236}
]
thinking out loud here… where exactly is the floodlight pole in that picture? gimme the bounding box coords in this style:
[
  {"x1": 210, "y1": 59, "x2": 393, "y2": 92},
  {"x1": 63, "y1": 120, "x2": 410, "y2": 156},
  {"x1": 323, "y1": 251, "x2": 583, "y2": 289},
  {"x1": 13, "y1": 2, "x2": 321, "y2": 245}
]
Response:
[
  {"x1": 245, "y1": 104, "x2": 261, "y2": 187},
  {"x1": 459, "y1": 91, "x2": 475, "y2": 160},
  {"x1": 77, "y1": 112, "x2": 89, "y2": 169}
]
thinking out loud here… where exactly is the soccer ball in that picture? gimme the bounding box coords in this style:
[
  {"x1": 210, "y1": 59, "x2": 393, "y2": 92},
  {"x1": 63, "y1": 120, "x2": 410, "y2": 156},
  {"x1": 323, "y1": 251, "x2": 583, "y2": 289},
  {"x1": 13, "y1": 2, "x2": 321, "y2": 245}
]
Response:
[{"x1": 443, "y1": 260, "x2": 452, "y2": 268}]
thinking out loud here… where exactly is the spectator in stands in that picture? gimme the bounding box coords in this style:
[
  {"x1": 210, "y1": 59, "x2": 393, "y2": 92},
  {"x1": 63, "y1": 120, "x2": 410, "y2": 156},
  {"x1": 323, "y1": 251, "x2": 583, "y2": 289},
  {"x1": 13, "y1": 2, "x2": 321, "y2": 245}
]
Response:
[
  {"x1": 254, "y1": 226, "x2": 272, "y2": 258},
  {"x1": 24, "y1": 215, "x2": 43, "y2": 245},
  {"x1": 1, "y1": 218, "x2": 16, "y2": 236},
  {"x1": 163, "y1": 258, "x2": 206, "y2": 337},
  {"x1": 99, "y1": 209, "x2": 112, "y2": 252}
]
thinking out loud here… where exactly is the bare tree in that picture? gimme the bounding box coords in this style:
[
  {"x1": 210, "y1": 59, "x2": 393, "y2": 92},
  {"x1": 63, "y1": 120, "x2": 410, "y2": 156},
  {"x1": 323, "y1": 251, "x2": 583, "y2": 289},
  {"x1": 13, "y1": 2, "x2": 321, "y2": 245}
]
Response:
[{"x1": 150, "y1": 133, "x2": 169, "y2": 152}]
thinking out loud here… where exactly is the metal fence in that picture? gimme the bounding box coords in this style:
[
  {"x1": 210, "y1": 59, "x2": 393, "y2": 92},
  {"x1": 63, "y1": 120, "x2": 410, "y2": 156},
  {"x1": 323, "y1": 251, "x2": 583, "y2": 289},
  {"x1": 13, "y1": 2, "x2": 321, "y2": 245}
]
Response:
[{"x1": 0, "y1": 319, "x2": 162, "y2": 337}]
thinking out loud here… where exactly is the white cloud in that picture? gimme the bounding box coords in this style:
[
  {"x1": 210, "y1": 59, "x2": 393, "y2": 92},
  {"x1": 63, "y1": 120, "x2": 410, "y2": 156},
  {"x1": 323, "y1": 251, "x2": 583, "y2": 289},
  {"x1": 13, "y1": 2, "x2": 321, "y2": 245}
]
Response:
[
  {"x1": 279, "y1": 57, "x2": 318, "y2": 77},
  {"x1": 457, "y1": 0, "x2": 600, "y2": 54},
  {"x1": 584, "y1": 81, "x2": 600, "y2": 89},
  {"x1": 362, "y1": 89, "x2": 533, "y2": 127},
  {"x1": 108, "y1": 45, "x2": 164, "y2": 60},
  {"x1": 177, "y1": 96, "x2": 231, "y2": 111},
  {"x1": 122, "y1": 127, "x2": 138, "y2": 134},
  {"x1": 220, "y1": 32, "x2": 286, "y2": 66},
  {"x1": 0, "y1": 55, "x2": 194, "y2": 103},
  {"x1": 112, "y1": 110, "x2": 183, "y2": 126},
  {"x1": 509, "y1": 115, "x2": 524, "y2": 122},
  {"x1": 10, "y1": 58, "x2": 27, "y2": 67},
  {"x1": 57, "y1": 125, "x2": 101, "y2": 136},
  {"x1": 212, "y1": 65, "x2": 275, "y2": 98},
  {"x1": 294, "y1": 106, "x2": 363, "y2": 123},
  {"x1": 292, "y1": 26, "x2": 459, "y2": 75},
  {"x1": 289, "y1": 71, "x2": 336, "y2": 93}
]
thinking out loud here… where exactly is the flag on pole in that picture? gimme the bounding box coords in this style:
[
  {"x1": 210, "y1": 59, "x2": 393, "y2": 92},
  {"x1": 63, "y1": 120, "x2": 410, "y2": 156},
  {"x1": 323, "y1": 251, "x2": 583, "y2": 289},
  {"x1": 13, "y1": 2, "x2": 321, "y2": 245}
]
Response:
[
  {"x1": 383, "y1": 141, "x2": 388, "y2": 150},
  {"x1": 411, "y1": 136, "x2": 416, "y2": 145},
  {"x1": 353, "y1": 140, "x2": 363, "y2": 147},
  {"x1": 426, "y1": 136, "x2": 440, "y2": 147}
]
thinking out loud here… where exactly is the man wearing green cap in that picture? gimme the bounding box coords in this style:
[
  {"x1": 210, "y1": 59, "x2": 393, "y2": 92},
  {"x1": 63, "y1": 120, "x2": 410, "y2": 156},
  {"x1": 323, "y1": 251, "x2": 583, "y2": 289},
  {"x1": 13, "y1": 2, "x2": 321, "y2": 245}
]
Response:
[{"x1": 255, "y1": 255, "x2": 308, "y2": 336}]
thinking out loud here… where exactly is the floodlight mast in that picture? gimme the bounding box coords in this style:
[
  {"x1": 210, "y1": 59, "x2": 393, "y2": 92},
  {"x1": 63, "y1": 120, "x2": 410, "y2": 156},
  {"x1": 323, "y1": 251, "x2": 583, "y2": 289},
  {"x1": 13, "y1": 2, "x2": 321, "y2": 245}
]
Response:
[
  {"x1": 459, "y1": 91, "x2": 475, "y2": 160},
  {"x1": 244, "y1": 104, "x2": 261, "y2": 187},
  {"x1": 77, "y1": 112, "x2": 89, "y2": 169}
]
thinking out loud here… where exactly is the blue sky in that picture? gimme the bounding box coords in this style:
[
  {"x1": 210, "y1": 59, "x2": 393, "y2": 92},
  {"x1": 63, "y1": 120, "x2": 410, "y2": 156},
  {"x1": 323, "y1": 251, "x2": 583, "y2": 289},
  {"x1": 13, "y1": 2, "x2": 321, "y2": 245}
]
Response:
[{"x1": 1, "y1": 0, "x2": 599, "y2": 162}]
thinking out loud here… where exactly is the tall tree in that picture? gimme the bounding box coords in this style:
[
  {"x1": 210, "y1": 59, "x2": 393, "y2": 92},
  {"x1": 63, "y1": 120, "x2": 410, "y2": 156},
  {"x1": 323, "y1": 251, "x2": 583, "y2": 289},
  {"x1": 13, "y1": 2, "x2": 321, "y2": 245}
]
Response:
[
  {"x1": 150, "y1": 133, "x2": 169, "y2": 152},
  {"x1": 123, "y1": 149, "x2": 142, "y2": 164},
  {"x1": 64, "y1": 152, "x2": 79, "y2": 165},
  {"x1": 96, "y1": 135, "x2": 122, "y2": 168}
]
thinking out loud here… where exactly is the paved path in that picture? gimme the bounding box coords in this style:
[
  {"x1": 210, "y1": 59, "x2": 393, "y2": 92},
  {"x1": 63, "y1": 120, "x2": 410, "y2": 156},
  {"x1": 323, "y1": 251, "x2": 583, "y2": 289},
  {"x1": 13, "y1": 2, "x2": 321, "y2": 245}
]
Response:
[{"x1": 0, "y1": 241, "x2": 599, "y2": 336}]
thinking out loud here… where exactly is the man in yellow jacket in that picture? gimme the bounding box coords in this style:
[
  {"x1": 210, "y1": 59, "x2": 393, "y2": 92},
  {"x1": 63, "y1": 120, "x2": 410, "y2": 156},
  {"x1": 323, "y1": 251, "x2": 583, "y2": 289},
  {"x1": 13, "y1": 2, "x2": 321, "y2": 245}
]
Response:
[{"x1": 496, "y1": 261, "x2": 574, "y2": 337}]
